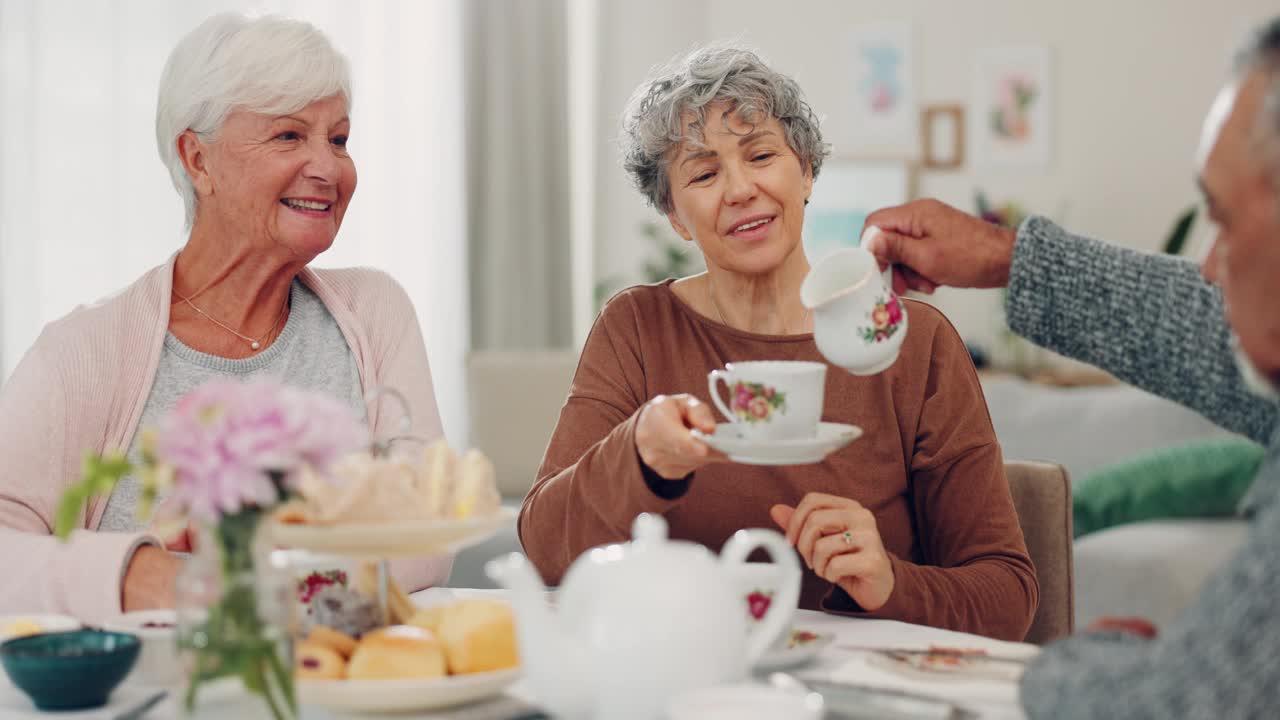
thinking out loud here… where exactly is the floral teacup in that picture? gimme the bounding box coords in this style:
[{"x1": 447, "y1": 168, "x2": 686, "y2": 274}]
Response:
[
  {"x1": 707, "y1": 361, "x2": 826, "y2": 441},
  {"x1": 801, "y1": 233, "x2": 908, "y2": 376}
]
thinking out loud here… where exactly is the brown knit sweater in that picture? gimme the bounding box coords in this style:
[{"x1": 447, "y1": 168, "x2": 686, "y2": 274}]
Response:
[{"x1": 518, "y1": 281, "x2": 1038, "y2": 641}]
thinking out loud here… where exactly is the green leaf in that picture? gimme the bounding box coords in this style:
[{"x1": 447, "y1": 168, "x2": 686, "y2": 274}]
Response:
[
  {"x1": 54, "y1": 485, "x2": 91, "y2": 539},
  {"x1": 265, "y1": 647, "x2": 298, "y2": 715},
  {"x1": 54, "y1": 452, "x2": 134, "y2": 539},
  {"x1": 1163, "y1": 206, "x2": 1197, "y2": 255}
]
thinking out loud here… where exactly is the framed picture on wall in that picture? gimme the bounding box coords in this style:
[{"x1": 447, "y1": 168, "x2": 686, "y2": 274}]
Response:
[
  {"x1": 922, "y1": 105, "x2": 965, "y2": 170},
  {"x1": 803, "y1": 158, "x2": 916, "y2": 261},
  {"x1": 971, "y1": 46, "x2": 1053, "y2": 169}
]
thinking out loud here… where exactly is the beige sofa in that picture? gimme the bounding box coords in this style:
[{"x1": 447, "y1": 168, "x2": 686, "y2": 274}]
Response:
[
  {"x1": 980, "y1": 374, "x2": 1248, "y2": 629},
  {"x1": 446, "y1": 350, "x2": 579, "y2": 588}
]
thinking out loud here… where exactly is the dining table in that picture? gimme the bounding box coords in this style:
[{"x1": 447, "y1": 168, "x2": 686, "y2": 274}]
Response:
[{"x1": 0, "y1": 587, "x2": 1036, "y2": 720}]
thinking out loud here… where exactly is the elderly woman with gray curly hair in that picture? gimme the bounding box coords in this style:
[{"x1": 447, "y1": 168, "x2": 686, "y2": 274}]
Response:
[
  {"x1": 0, "y1": 13, "x2": 451, "y2": 622},
  {"x1": 521, "y1": 44, "x2": 1037, "y2": 640}
]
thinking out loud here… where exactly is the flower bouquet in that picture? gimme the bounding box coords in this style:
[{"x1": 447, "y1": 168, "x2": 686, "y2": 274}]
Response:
[{"x1": 56, "y1": 378, "x2": 367, "y2": 719}]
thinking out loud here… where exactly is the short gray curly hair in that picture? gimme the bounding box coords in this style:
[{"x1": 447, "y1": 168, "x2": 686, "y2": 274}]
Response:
[
  {"x1": 1234, "y1": 16, "x2": 1280, "y2": 180},
  {"x1": 620, "y1": 43, "x2": 830, "y2": 214}
]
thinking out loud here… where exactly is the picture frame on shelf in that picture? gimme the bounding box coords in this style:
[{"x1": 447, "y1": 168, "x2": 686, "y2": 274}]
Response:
[
  {"x1": 921, "y1": 104, "x2": 965, "y2": 170},
  {"x1": 803, "y1": 158, "x2": 916, "y2": 261}
]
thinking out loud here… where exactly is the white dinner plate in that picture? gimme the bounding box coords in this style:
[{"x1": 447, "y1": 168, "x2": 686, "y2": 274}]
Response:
[
  {"x1": 0, "y1": 614, "x2": 80, "y2": 643},
  {"x1": 299, "y1": 668, "x2": 521, "y2": 713},
  {"x1": 269, "y1": 507, "x2": 516, "y2": 557},
  {"x1": 691, "y1": 423, "x2": 863, "y2": 465},
  {"x1": 754, "y1": 630, "x2": 834, "y2": 672}
]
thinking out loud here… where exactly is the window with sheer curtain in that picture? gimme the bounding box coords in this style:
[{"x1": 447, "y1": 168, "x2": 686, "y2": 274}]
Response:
[{"x1": 0, "y1": 0, "x2": 470, "y2": 444}]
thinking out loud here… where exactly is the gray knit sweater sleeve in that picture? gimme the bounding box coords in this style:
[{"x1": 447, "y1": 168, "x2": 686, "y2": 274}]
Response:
[
  {"x1": 1006, "y1": 216, "x2": 1276, "y2": 444},
  {"x1": 1020, "y1": 436, "x2": 1280, "y2": 719}
]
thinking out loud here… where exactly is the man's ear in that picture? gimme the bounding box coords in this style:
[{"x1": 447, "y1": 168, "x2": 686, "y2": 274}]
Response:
[{"x1": 176, "y1": 130, "x2": 213, "y2": 197}]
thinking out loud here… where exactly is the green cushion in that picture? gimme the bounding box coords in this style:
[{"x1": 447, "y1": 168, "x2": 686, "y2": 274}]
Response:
[{"x1": 1072, "y1": 438, "x2": 1265, "y2": 538}]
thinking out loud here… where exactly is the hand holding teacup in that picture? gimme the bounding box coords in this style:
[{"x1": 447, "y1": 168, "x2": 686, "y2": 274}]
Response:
[
  {"x1": 770, "y1": 492, "x2": 895, "y2": 612},
  {"x1": 635, "y1": 393, "x2": 728, "y2": 480}
]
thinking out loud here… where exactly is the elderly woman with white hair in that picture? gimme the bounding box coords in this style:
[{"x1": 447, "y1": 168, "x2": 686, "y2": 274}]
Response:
[
  {"x1": 521, "y1": 44, "x2": 1037, "y2": 640},
  {"x1": 0, "y1": 13, "x2": 450, "y2": 622}
]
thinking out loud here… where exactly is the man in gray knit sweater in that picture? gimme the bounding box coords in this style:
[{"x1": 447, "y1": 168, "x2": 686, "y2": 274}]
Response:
[{"x1": 865, "y1": 17, "x2": 1280, "y2": 719}]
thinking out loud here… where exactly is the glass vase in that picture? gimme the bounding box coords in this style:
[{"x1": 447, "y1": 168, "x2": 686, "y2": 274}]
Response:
[{"x1": 175, "y1": 509, "x2": 296, "y2": 720}]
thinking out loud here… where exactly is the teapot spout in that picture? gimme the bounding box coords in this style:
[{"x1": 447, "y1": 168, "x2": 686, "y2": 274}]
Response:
[
  {"x1": 485, "y1": 552, "x2": 558, "y2": 648},
  {"x1": 485, "y1": 553, "x2": 583, "y2": 714}
]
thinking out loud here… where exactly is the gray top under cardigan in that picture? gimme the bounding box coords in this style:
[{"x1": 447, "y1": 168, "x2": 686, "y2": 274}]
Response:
[{"x1": 99, "y1": 281, "x2": 362, "y2": 532}]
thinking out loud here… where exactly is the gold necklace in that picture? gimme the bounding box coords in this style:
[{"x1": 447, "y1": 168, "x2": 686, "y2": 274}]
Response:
[
  {"x1": 706, "y1": 274, "x2": 811, "y2": 333},
  {"x1": 172, "y1": 289, "x2": 289, "y2": 351},
  {"x1": 706, "y1": 275, "x2": 730, "y2": 325}
]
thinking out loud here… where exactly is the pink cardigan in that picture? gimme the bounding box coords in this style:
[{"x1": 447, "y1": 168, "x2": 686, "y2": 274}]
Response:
[{"x1": 0, "y1": 256, "x2": 453, "y2": 622}]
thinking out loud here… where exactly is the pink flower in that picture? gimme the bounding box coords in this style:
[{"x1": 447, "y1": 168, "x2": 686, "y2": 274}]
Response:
[
  {"x1": 746, "y1": 591, "x2": 772, "y2": 620},
  {"x1": 748, "y1": 397, "x2": 771, "y2": 419},
  {"x1": 886, "y1": 296, "x2": 903, "y2": 325},
  {"x1": 156, "y1": 378, "x2": 367, "y2": 520},
  {"x1": 872, "y1": 306, "x2": 891, "y2": 330},
  {"x1": 733, "y1": 383, "x2": 753, "y2": 412}
]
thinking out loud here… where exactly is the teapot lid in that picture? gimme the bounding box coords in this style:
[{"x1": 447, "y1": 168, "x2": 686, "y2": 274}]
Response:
[{"x1": 631, "y1": 513, "x2": 669, "y2": 546}]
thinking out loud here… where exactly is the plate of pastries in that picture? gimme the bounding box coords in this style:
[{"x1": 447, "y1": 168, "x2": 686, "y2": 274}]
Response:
[
  {"x1": 271, "y1": 440, "x2": 513, "y2": 556},
  {"x1": 296, "y1": 570, "x2": 521, "y2": 713}
]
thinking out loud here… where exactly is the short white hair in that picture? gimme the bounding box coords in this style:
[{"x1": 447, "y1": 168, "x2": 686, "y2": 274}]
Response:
[{"x1": 155, "y1": 13, "x2": 353, "y2": 227}]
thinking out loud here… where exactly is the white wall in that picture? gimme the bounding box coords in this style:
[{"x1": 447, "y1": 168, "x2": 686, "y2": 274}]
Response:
[
  {"x1": 592, "y1": 0, "x2": 1277, "y2": 357},
  {"x1": 590, "y1": 0, "x2": 711, "y2": 307}
]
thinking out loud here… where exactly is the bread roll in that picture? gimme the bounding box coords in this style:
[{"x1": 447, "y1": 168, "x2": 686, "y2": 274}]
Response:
[
  {"x1": 347, "y1": 625, "x2": 447, "y2": 680},
  {"x1": 307, "y1": 625, "x2": 358, "y2": 658},
  {"x1": 436, "y1": 599, "x2": 519, "y2": 674},
  {"x1": 295, "y1": 640, "x2": 346, "y2": 680},
  {"x1": 407, "y1": 605, "x2": 447, "y2": 634}
]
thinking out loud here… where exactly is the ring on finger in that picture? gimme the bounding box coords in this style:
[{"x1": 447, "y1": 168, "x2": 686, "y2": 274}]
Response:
[{"x1": 841, "y1": 530, "x2": 854, "y2": 546}]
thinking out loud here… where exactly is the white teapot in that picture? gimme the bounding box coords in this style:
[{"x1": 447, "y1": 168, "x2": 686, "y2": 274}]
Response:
[{"x1": 485, "y1": 514, "x2": 800, "y2": 720}]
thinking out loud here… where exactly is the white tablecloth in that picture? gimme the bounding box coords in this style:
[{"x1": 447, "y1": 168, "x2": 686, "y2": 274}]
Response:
[{"x1": 0, "y1": 588, "x2": 1034, "y2": 719}]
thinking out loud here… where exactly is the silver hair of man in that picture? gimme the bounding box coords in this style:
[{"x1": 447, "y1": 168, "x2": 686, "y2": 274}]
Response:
[
  {"x1": 1235, "y1": 16, "x2": 1280, "y2": 181},
  {"x1": 620, "y1": 44, "x2": 831, "y2": 215},
  {"x1": 155, "y1": 13, "x2": 352, "y2": 228}
]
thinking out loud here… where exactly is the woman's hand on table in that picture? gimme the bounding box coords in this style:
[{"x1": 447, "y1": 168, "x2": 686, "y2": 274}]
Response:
[
  {"x1": 771, "y1": 493, "x2": 895, "y2": 611},
  {"x1": 122, "y1": 545, "x2": 184, "y2": 611},
  {"x1": 635, "y1": 393, "x2": 727, "y2": 480}
]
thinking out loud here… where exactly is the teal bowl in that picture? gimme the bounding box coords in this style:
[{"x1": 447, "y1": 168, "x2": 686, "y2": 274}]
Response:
[{"x1": 1, "y1": 630, "x2": 140, "y2": 710}]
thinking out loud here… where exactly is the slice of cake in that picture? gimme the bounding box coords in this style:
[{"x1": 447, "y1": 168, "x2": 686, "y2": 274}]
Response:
[{"x1": 436, "y1": 599, "x2": 519, "y2": 674}]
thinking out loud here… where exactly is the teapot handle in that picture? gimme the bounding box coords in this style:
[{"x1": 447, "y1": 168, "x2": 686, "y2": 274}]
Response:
[{"x1": 720, "y1": 528, "x2": 802, "y2": 664}]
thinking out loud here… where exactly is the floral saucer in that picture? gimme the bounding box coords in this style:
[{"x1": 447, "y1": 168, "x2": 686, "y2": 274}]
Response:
[
  {"x1": 753, "y1": 629, "x2": 834, "y2": 672},
  {"x1": 691, "y1": 422, "x2": 862, "y2": 466}
]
